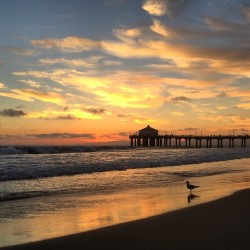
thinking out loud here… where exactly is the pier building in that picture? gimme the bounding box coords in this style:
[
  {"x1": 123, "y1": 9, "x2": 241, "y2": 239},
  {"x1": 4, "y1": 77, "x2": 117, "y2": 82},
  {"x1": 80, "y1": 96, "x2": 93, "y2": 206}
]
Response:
[{"x1": 129, "y1": 125, "x2": 249, "y2": 148}]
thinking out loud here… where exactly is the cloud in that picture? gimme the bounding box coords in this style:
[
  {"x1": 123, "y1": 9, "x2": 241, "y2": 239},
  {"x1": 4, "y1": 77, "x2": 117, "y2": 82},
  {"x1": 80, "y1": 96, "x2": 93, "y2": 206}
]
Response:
[
  {"x1": 113, "y1": 28, "x2": 142, "y2": 44},
  {"x1": 133, "y1": 117, "x2": 156, "y2": 124},
  {"x1": 25, "y1": 69, "x2": 164, "y2": 108},
  {"x1": 102, "y1": 60, "x2": 122, "y2": 66},
  {"x1": 0, "y1": 91, "x2": 34, "y2": 102},
  {"x1": 142, "y1": 0, "x2": 167, "y2": 16},
  {"x1": 117, "y1": 113, "x2": 131, "y2": 118},
  {"x1": 118, "y1": 131, "x2": 128, "y2": 137},
  {"x1": 54, "y1": 115, "x2": 79, "y2": 120},
  {"x1": 164, "y1": 0, "x2": 197, "y2": 17},
  {"x1": 85, "y1": 108, "x2": 106, "y2": 114},
  {"x1": 169, "y1": 111, "x2": 185, "y2": 116},
  {"x1": 26, "y1": 107, "x2": 105, "y2": 120},
  {"x1": 5, "y1": 47, "x2": 41, "y2": 56},
  {"x1": 31, "y1": 37, "x2": 101, "y2": 52},
  {"x1": 0, "y1": 134, "x2": 21, "y2": 140},
  {"x1": 216, "y1": 92, "x2": 229, "y2": 98},
  {"x1": 0, "y1": 82, "x2": 6, "y2": 88},
  {"x1": 150, "y1": 18, "x2": 170, "y2": 37},
  {"x1": 234, "y1": 103, "x2": 250, "y2": 110},
  {"x1": 19, "y1": 80, "x2": 41, "y2": 88},
  {"x1": 101, "y1": 131, "x2": 128, "y2": 139},
  {"x1": 27, "y1": 133, "x2": 95, "y2": 139},
  {"x1": 243, "y1": 6, "x2": 250, "y2": 20},
  {"x1": 95, "y1": 87, "x2": 157, "y2": 108},
  {"x1": 204, "y1": 16, "x2": 241, "y2": 31},
  {"x1": 170, "y1": 96, "x2": 192, "y2": 103},
  {"x1": 142, "y1": 0, "x2": 196, "y2": 17},
  {"x1": 0, "y1": 109, "x2": 26, "y2": 117},
  {"x1": 13, "y1": 89, "x2": 65, "y2": 104},
  {"x1": 39, "y1": 58, "x2": 97, "y2": 68},
  {"x1": 6, "y1": 89, "x2": 66, "y2": 104},
  {"x1": 29, "y1": 28, "x2": 250, "y2": 79},
  {"x1": 0, "y1": 133, "x2": 95, "y2": 141}
]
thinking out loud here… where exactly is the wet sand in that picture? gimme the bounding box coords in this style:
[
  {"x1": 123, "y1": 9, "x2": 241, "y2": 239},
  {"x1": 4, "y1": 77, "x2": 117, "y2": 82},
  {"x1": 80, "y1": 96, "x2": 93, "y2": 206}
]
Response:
[{"x1": 2, "y1": 188, "x2": 250, "y2": 250}]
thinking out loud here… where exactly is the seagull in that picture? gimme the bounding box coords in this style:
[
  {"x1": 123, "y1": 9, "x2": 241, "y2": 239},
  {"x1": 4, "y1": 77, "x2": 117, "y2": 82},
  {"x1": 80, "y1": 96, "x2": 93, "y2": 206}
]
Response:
[{"x1": 186, "y1": 181, "x2": 199, "y2": 193}]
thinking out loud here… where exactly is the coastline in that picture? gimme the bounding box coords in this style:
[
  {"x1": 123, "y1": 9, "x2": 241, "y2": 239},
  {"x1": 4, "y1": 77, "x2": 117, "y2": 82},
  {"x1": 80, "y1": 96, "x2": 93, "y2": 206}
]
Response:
[{"x1": 2, "y1": 188, "x2": 250, "y2": 250}]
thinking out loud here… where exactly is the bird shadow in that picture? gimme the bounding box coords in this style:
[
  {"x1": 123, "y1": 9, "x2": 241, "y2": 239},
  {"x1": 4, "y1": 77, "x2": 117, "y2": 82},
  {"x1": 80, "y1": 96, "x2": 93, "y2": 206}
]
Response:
[{"x1": 187, "y1": 193, "x2": 200, "y2": 204}]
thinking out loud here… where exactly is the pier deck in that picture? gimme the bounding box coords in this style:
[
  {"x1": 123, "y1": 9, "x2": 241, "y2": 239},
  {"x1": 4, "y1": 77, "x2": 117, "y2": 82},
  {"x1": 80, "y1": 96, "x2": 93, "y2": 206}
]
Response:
[{"x1": 129, "y1": 134, "x2": 250, "y2": 148}]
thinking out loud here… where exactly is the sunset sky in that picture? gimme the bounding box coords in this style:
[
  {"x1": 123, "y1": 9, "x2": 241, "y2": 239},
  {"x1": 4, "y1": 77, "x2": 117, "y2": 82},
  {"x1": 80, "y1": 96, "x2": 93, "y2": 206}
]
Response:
[{"x1": 0, "y1": 0, "x2": 249, "y2": 145}]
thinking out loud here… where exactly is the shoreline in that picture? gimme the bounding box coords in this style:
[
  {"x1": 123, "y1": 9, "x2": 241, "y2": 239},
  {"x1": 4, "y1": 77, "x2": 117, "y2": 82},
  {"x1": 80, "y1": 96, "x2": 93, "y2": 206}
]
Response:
[{"x1": 2, "y1": 188, "x2": 250, "y2": 250}]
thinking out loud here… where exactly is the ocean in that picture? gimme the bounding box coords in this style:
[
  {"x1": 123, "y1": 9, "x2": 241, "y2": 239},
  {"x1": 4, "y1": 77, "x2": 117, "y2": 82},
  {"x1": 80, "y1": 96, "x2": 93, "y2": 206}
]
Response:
[{"x1": 0, "y1": 146, "x2": 250, "y2": 247}]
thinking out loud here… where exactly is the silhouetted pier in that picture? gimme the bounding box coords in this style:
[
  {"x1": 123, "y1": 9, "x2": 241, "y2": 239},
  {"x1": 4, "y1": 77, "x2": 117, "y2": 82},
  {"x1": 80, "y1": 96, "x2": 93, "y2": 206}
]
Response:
[{"x1": 129, "y1": 125, "x2": 249, "y2": 148}]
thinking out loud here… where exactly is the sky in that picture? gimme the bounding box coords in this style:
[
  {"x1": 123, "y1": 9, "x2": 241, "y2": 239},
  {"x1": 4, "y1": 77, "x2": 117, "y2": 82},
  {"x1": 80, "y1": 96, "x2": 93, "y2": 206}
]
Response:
[{"x1": 0, "y1": 0, "x2": 250, "y2": 145}]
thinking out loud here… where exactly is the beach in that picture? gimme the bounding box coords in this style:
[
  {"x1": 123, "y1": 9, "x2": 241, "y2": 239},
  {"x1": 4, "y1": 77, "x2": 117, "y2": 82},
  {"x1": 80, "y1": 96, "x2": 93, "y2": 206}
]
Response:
[
  {"x1": 1, "y1": 149, "x2": 250, "y2": 249},
  {"x1": 1, "y1": 188, "x2": 250, "y2": 250}
]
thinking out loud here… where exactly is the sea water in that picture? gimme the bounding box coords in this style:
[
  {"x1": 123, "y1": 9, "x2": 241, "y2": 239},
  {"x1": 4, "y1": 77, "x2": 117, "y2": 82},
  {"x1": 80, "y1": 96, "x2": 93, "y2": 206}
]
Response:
[{"x1": 0, "y1": 147, "x2": 250, "y2": 247}]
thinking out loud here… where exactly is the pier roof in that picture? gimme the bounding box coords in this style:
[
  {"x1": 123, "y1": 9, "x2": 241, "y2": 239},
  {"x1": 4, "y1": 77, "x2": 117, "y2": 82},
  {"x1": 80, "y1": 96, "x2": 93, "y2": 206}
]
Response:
[
  {"x1": 139, "y1": 125, "x2": 158, "y2": 132},
  {"x1": 139, "y1": 125, "x2": 158, "y2": 137}
]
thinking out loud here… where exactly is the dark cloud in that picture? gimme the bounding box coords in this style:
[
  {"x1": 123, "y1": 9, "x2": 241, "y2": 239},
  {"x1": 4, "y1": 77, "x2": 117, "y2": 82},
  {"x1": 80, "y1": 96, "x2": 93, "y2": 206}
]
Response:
[
  {"x1": 16, "y1": 105, "x2": 25, "y2": 109},
  {"x1": 0, "y1": 109, "x2": 26, "y2": 117},
  {"x1": 170, "y1": 96, "x2": 191, "y2": 103},
  {"x1": 27, "y1": 133, "x2": 95, "y2": 139},
  {"x1": 118, "y1": 132, "x2": 128, "y2": 136},
  {"x1": 217, "y1": 92, "x2": 228, "y2": 98},
  {"x1": 165, "y1": 0, "x2": 197, "y2": 17},
  {"x1": 55, "y1": 115, "x2": 79, "y2": 120},
  {"x1": 39, "y1": 115, "x2": 79, "y2": 120},
  {"x1": 101, "y1": 131, "x2": 128, "y2": 138},
  {"x1": 85, "y1": 108, "x2": 106, "y2": 114},
  {"x1": 0, "y1": 133, "x2": 95, "y2": 140},
  {"x1": 117, "y1": 114, "x2": 126, "y2": 118},
  {"x1": 0, "y1": 134, "x2": 21, "y2": 140},
  {"x1": 117, "y1": 114, "x2": 131, "y2": 118}
]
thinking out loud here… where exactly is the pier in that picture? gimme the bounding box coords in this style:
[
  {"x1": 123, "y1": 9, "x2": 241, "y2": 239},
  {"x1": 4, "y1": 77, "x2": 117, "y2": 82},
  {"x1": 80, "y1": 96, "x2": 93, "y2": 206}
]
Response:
[{"x1": 129, "y1": 125, "x2": 249, "y2": 148}]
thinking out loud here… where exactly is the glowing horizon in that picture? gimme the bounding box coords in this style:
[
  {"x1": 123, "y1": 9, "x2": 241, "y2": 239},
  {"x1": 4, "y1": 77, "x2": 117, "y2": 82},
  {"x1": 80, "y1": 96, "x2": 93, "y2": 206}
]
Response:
[{"x1": 0, "y1": 0, "x2": 249, "y2": 145}]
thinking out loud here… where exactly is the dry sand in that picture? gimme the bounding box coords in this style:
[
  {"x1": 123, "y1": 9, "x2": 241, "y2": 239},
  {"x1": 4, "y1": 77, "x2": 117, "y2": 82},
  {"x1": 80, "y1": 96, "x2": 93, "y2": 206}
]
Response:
[{"x1": 1, "y1": 188, "x2": 250, "y2": 250}]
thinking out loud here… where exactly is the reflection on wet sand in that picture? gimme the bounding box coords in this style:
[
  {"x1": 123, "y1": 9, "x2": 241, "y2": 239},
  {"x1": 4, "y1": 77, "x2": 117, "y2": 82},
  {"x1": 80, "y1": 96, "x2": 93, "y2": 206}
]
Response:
[
  {"x1": 1, "y1": 162, "x2": 250, "y2": 248},
  {"x1": 187, "y1": 193, "x2": 200, "y2": 204}
]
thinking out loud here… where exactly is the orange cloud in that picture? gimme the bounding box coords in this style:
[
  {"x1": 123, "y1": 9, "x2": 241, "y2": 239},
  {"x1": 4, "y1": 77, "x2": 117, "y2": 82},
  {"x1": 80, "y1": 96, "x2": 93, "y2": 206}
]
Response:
[
  {"x1": 0, "y1": 89, "x2": 66, "y2": 104},
  {"x1": 142, "y1": 0, "x2": 167, "y2": 16},
  {"x1": 150, "y1": 18, "x2": 170, "y2": 37},
  {"x1": 0, "y1": 82, "x2": 6, "y2": 88}
]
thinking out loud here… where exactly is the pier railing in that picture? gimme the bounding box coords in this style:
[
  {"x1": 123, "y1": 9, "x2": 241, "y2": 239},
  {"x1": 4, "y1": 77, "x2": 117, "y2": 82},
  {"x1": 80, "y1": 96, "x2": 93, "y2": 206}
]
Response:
[{"x1": 129, "y1": 134, "x2": 250, "y2": 148}]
